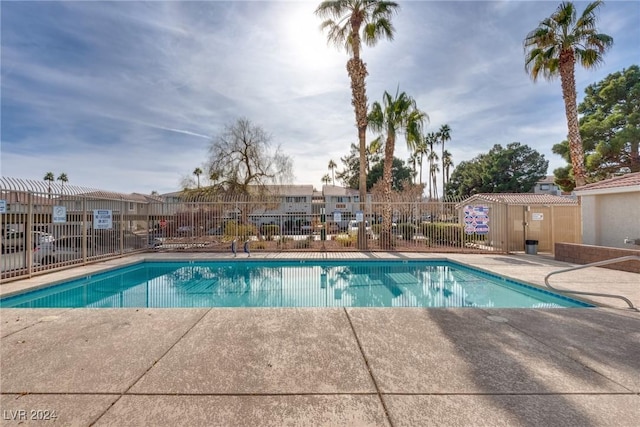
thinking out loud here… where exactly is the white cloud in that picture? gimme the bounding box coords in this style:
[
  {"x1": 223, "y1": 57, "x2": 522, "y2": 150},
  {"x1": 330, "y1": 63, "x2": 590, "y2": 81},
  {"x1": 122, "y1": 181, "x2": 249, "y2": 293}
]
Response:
[{"x1": 1, "y1": 0, "x2": 638, "y2": 195}]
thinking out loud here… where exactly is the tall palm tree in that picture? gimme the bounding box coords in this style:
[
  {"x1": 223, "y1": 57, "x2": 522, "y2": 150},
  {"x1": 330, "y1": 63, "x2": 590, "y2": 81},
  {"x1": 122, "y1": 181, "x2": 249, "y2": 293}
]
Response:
[
  {"x1": 424, "y1": 132, "x2": 438, "y2": 199},
  {"x1": 43, "y1": 172, "x2": 55, "y2": 198},
  {"x1": 193, "y1": 167, "x2": 203, "y2": 188},
  {"x1": 442, "y1": 150, "x2": 454, "y2": 190},
  {"x1": 57, "y1": 173, "x2": 68, "y2": 194},
  {"x1": 408, "y1": 152, "x2": 418, "y2": 184},
  {"x1": 322, "y1": 174, "x2": 332, "y2": 185},
  {"x1": 368, "y1": 89, "x2": 426, "y2": 248},
  {"x1": 413, "y1": 137, "x2": 428, "y2": 187},
  {"x1": 427, "y1": 149, "x2": 439, "y2": 200},
  {"x1": 438, "y1": 124, "x2": 451, "y2": 194},
  {"x1": 327, "y1": 159, "x2": 337, "y2": 185},
  {"x1": 524, "y1": 0, "x2": 613, "y2": 187},
  {"x1": 430, "y1": 160, "x2": 440, "y2": 200},
  {"x1": 316, "y1": 0, "x2": 399, "y2": 249}
]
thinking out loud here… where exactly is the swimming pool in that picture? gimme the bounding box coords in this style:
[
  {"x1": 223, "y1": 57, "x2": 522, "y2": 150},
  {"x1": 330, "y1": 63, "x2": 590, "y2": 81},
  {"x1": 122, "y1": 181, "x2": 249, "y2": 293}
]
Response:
[{"x1": 0, "y1": 260, "x2": 591, "y2": 308}]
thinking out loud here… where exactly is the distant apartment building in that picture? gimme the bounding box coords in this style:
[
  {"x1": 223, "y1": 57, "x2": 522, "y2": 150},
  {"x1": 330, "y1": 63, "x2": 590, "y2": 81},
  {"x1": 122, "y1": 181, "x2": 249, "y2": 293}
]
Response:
[{"x1": 533, "y1": 176, "x2": 575, "y2": 198}]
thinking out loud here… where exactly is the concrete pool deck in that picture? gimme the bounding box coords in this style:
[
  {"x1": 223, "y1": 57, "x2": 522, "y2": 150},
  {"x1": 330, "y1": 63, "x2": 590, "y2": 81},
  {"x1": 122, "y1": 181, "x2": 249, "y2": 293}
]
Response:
[{"x1": 1, "y1": 252, "x2": 638, "y2": 426}]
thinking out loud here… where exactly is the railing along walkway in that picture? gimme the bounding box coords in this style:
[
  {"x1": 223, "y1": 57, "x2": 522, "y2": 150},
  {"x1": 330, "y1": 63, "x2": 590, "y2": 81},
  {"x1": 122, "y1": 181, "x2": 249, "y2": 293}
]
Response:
[{"x1": 544, "y1": 255, "x2": 640, "y2": 310}]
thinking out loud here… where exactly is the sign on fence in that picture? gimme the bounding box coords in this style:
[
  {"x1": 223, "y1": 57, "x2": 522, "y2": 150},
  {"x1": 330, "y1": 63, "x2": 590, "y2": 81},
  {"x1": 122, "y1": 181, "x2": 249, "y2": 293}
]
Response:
[
  {"x1": 93, "y1": 210, "x2": 113, "y2": 230},
  {"x1": 53, "y1": 206, "x2": 67, "y2": 223},
  {"x1": 463, "y1": 205, "x2": 490, "y2": 235}
]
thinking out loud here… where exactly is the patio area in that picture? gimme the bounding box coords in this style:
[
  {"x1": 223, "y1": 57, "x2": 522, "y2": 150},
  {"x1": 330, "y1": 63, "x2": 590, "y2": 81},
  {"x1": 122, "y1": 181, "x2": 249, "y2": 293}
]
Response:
[{"x1": 1, "y1": 252, "x2": 638, "y2": 426}]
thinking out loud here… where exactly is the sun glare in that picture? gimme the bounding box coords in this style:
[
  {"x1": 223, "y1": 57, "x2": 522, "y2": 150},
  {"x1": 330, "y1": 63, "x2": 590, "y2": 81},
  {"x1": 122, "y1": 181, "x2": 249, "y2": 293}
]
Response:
[{"x1": 281, "y1": 4, "x2": 344, "y2": 70}]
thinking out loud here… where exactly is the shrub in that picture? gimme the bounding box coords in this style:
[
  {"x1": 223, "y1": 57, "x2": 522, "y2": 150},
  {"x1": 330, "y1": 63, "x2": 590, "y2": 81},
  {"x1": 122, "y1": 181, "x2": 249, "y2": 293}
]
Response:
[
  {"x1": 262, "y1": 225, "x2": 279, "y2": 241},
  {"x1": 294, "y1": 238, "x2": 311, "y2": 249},
  {"x1": 335, "y1": 234, "x2": 356, "y2": 247},
  {"x1": 276, "y1": 236, "x2": 291, "y2": 248},
  {"x1": 224, "y1": 221, "x2": 256, "y2": 240},
  {"x1": 396, "y1": 223, "x2": 416, "y2": 241},
  {"x1": 420, "y1": 223, "x2": 465, "y2": 246},
  {"x1": 252, "y1": 241, "x2": 267, "y2": 250}
]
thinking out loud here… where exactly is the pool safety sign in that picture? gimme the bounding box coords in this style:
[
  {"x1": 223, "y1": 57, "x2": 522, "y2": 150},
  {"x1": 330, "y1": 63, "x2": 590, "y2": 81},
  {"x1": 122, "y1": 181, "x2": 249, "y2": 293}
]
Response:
[
  {"x1": 53, "y1": 206, "x2": 67, "y2": 223},
  {"x1": 532, "y1": 213, "x2": 544, "y2": 221},
  {"x1": 93, "y1": 210, "x2": 113, "y2": 230},
  {"x1": 463, "y1": 205, "x2": 490, "y2": 235}
]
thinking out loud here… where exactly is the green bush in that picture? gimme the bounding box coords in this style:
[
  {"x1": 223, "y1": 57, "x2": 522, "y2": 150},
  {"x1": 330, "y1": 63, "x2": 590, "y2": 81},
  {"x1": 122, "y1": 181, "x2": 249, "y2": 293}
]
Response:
[
  {"x1": 262, "y1": 225, "x2": 279, "y2": 241},
  {"x1": 253, "y1": 241, "x2": 267, "y2": 250},
  {"x1": 276, "y1": 236, "x2": 291, "y2": 248},
  {"x1": 335, "y1": 234, "x2": 356, "y2": 247},
  {"x1": 294, "y1": 238, "x2": 311, "y2": 249},
  {"x1": 224, "y1": 221, "x2": 256, "y2": 240},
  {"x1": 420, "y1": 223, "x2": 466, "y2": 246},
  {"x1": 396, "y1": 223, "x2": 416, "y2": 241}
]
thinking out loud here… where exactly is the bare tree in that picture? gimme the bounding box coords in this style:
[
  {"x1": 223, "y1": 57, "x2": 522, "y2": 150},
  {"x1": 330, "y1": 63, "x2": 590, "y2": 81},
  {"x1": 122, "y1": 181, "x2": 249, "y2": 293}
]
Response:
[{"x1": 207, "y1": 118, "x2": 293, "y2": 195}]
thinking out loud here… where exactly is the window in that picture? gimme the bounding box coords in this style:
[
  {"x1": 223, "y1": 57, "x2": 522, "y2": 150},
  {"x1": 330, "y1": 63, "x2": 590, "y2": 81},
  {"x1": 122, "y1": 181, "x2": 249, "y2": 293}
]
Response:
[
  {"x1": 539, "y1": 184, "x2": 550, "y2": 191},
  {"x1": 285, "y1": 196, "x2": 306, "y2": 203},
  {"x1": 129, "y1": 202, "x2": 135, "y2": 211}
]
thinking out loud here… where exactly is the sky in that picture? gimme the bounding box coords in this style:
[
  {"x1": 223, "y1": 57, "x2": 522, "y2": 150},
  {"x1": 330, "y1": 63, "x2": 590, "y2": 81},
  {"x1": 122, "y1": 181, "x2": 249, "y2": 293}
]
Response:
[{"x1": 1, "y1": 0, "x2": 639, "y2": 196}]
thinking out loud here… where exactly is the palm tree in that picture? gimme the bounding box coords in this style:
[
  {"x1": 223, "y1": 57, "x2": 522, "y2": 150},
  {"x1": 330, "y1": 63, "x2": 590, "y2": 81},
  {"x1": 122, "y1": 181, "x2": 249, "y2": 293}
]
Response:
[
  {"x1": 427, "y1": 149, "x2": 439, "y2": 200},
  {"x1": 438, "y1": 124, "x2": 451, "y2": 194},
  {"x1": 424, "y1": 132, "x2": 438, "y2": 199},
  {"x1": 316, "y1": 0, "x2": 399, "y2": 249},
  {"x1": 524, "y1": 0, "x2": 613, "y2": 187},
  {"x1": 430, "y1": 160, "x2": 440, "y2": 200},
  {"x1": 327, "y1": 159, "x2": 337, "y2": 185},
  {"x1": 366, "y1": 138, "x2": 382, "y2": 172},
  {"x1": 57, "y1": 173, "x2": 68, "y2": 194},
  {"x1": 321, "y1": 174, "x2": 332, "y2": 185},
  {"x1": 442, "y1": 150, "x2": 454, "y2": 190},
  {"x1": 193, "y1": 167, "x2": 203, "y2": 188},
  {"x1": 408, "y1": 152, "x2": 418, "y2": 184},
  {"x1": 368, "y1": 89, "x2": 426, "y2": 248},
  {"x1": 414, "y1": 137, "x2": 428, "y2": 186},
  {"x1": 43, "y1": 172, "x2": 55, "y2": 198}
]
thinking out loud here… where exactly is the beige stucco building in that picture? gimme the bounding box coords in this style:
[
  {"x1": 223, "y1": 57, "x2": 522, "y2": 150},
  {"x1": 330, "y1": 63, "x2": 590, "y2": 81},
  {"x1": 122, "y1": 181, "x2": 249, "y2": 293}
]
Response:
[{"x1": 575, "y1": 172, "x2": 640, "y2": 249}]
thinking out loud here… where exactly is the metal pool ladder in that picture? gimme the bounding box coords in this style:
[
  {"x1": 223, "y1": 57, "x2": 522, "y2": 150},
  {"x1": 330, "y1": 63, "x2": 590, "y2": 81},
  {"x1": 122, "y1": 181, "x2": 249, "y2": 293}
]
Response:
[{"x1": 544, "y1": 255, "x2": 640, "y2": 310}]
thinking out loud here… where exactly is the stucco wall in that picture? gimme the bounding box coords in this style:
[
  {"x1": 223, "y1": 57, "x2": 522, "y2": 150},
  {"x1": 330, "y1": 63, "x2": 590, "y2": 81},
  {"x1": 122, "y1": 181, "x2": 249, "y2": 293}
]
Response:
[{"x1": 581, "y1": 191, "x2": 640, "y2": 249}]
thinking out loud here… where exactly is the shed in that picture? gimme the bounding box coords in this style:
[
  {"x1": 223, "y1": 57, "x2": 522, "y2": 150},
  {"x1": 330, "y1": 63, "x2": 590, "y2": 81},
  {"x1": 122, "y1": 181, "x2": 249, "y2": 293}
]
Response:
[
  {"x1": 574, "y1": 172, "x2": 640, "y2": 249},
  {"x1": 458, "y1": 193, "x2": 580, "y2": 253}
]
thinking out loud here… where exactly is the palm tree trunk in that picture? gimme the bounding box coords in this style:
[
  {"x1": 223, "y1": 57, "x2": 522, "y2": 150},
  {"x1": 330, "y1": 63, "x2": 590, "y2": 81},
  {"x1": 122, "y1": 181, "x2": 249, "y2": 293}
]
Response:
[
  {"x1": 347, "y1": 55, "x2": 369, "y2": 250},
  {"x1": 432, "y1": 172, "x2": 438, "y2": 200},
  {"x1": 428, "y1": 156, "x2": 433, "y2": 199},
  {"x1": 559, "y1": 51, "x2": 586, "y2": 188},
  {"x1": 381, "y1": 135, "x2": 395, "y2": 249},
  {"x1": 442, "y1": 145, "x2": 445, "y2": 199}
]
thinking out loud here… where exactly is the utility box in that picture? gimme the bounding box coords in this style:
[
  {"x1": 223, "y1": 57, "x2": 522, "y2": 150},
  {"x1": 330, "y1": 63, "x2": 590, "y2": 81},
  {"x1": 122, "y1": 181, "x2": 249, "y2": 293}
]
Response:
[{"x1": 525, "y1": 239, "x2": 539, "y2": 255}]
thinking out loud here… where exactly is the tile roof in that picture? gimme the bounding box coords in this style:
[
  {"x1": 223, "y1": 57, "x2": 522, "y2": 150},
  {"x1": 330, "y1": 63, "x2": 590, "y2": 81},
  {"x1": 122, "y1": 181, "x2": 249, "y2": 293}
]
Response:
[
  {"x1": 537, "y1": 175, "x2": 556, "y2": 184},
  {"x1": 574, "y1": 172, "x2": 640, "y2": 192},
  {"x1": 460, "y1": 193, "x2": 578, "y2": 205},
  {"x1": 322, "y1": 185, "x2": 359, "y2": 197}
]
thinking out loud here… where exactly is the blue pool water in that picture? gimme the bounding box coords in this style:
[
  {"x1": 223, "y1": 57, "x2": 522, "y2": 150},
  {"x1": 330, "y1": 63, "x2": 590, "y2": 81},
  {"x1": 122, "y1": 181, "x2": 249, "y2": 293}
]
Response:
[{"x1": 0, "y1": 260, "x2": 591, "y2": 308}]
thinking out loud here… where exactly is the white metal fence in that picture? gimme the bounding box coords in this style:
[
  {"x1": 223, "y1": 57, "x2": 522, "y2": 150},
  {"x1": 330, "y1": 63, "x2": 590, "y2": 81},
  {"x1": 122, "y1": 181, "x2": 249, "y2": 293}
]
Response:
[{"x1": 1, "y1": 178, "x2": 508, "y2": 282}]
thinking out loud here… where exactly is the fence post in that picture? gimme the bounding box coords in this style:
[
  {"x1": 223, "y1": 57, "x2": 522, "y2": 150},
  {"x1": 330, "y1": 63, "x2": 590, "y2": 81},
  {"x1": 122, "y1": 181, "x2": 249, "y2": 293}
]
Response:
[{"x1": 26, "y1": 192, "x2": 34, "y2": 277}]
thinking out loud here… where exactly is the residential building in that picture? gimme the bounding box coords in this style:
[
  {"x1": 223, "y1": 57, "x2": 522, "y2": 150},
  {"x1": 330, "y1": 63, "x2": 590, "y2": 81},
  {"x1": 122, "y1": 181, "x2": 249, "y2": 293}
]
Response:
[{"x1": 575, "y1": 172, "x2": 640, "y2": 249}]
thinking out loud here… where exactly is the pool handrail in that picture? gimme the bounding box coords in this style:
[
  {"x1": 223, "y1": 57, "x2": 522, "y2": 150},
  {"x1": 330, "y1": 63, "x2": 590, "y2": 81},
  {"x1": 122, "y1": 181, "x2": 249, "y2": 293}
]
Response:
[{"x1": 544, "y1": 255, "x2": 640, "y2": 310}]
